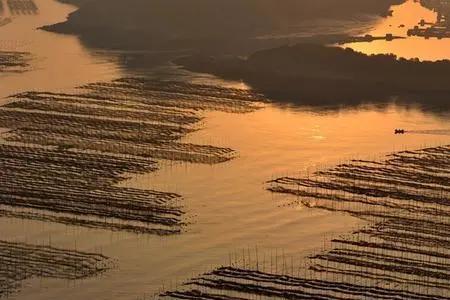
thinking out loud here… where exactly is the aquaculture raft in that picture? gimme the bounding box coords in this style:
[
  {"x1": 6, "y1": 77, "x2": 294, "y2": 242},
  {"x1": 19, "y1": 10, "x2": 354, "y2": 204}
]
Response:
[
  {"x1": 0, "y1": 51, "x2": 30, "y2": 72},
  {"x1": 162, "y1": 145, "x2": 450, "y2": 299},
  {"x1": 0, "y1": 240, "x2": 110, "y2": 297},
  {"x1": 0, "y1": 78, "x2": 264, "y2": 235}
]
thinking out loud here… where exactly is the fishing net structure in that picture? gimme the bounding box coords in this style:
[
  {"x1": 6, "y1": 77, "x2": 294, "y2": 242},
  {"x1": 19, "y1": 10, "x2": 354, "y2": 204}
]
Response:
[
  {"x1": 163, "y1": 145, "x2": 450, "y2": 299},
  {"x1": 0, "y1": 240, "x2": 111, "y2": 297},
  {"x1": 0, "y1": 51, "x2": 29, "y2": 72},
  {"x1": 0, "y1": 78, "x2": 264, "y2": 235}
]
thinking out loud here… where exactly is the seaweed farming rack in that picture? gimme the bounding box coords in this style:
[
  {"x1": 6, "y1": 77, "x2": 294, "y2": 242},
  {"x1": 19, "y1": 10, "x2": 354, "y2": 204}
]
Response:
[
  {"x1": 0, "y1": 78, "x2": 264, "y2": 237},
  {"x1": 0, "y1": 240, "x2": 111, "y2": 297},
  {"x1": 0, "y1": 51, "x2": 29, "y2": 72},
  {"x1": 162, "y1": 145, "x2": 450, "y2": 299}
]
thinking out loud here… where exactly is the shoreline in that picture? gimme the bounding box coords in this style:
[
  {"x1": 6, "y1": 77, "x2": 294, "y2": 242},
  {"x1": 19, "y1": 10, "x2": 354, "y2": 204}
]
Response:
[
  {"x1": 41, "y1": 0, "x2": 404, "y2": 52},
  {"x1": 175, "y1": 43, "x2": 450, "y2": 114}
]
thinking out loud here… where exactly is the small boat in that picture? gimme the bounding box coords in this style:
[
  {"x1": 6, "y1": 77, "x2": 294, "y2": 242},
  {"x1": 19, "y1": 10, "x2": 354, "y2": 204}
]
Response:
[{"x1": 395, "y1": 129, "x2": 406, "y2": 134}]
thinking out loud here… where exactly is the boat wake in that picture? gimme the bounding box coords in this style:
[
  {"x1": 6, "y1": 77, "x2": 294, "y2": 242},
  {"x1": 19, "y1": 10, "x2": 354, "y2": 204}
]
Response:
[{"x1": 407, "y1": 129, "x2": 450, "y2": 136}]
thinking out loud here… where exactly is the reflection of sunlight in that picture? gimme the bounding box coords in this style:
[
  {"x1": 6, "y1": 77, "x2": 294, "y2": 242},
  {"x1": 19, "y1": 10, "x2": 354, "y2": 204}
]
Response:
[
  {"x1": 365, "y1": 0, "x2": 437, "y2": 36},
  {"x1": 0, "y1": 0, "x2": 122, "y2": 99},
  {"x1": 343, "y1": 0, "x2": 450, "y2": 61},
  {"x1": 311, "y1": 135, "x2": 326, "y2": 141}
]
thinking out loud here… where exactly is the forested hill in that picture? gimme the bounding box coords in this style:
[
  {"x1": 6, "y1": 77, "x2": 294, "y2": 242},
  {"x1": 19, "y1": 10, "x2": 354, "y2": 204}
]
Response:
[
  {"x1": 176, "y1": 44, "x2": 450, "y2": 110},
  {"x1": 44, "y1": 0, "x2": 404, "y2": 50}
]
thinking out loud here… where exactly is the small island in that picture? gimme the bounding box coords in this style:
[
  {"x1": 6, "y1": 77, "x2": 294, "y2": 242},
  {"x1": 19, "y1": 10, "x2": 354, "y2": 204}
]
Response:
[
  {"x1": 176, "y1": 43, "x2": 450, "y2": 110},
  {"x1": 42, "y1": 0, "x2": 404, "y2": 50}
]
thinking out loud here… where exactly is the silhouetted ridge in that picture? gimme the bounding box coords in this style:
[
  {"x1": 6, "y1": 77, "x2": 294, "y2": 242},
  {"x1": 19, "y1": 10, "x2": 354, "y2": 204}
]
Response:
[
  {"x1": 43, "y1": 0, "x2": 403, "y2": 50},
  {"x1": 176, "y1": 44, "x2": 450, "y2": 112}
]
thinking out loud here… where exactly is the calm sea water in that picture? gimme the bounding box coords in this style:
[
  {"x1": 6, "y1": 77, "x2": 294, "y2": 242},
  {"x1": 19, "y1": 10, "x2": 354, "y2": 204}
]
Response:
[
  {"x1": 344, "y1": 0, "x2": 450, "y2": 60},
  {"x1": 1, "y1": 0, "x2": 449, "y2": 299}
]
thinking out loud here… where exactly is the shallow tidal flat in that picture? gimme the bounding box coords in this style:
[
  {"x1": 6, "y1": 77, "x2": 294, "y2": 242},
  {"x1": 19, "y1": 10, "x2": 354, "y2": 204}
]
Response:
[
  {"x1": 0, "y1": 51, "x2": 30, "y2": 72},
  {"x1": 163, "y1": 145, "x2": 450, "y2": 299},
  {"x1": 0, "y1": 78, "x2": 263, "y2": 237}
]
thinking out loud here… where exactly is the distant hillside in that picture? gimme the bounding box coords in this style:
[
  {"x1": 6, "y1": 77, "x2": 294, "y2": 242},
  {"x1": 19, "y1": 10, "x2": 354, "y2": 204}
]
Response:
[
  {"x1": 44, "y1": 0, "x2": 404, "y2": 51},
  {"x1": 176, "y1": 44, "x2": 450, "y2": 111}
]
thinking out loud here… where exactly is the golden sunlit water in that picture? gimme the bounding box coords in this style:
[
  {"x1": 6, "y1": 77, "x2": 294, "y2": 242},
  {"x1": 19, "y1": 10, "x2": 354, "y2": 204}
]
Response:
[
  {"x1": 345, "y1": 0, "x2": 450, "y2": 60},
  {"x1": 1, "y1": 0, "x2": 450, "y2": 299},
  {"x1": 0, "y1": 0, "x2": 121, "y2": 100}
]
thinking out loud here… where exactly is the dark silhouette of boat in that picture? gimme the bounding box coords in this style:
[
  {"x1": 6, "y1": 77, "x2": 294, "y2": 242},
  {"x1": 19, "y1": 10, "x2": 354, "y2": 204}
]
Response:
[{"x1": 395, "y1": 129, "x2": 406, "y2": 134}]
